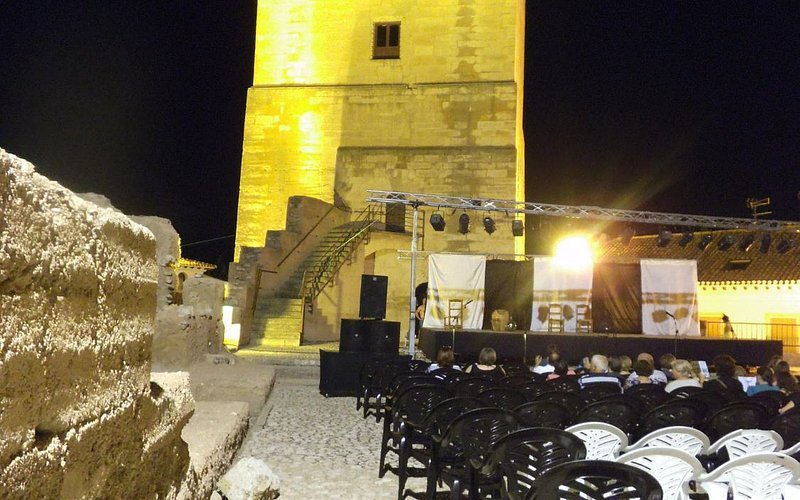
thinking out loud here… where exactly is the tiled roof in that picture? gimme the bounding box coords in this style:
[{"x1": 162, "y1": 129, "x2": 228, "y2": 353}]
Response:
[{"x1": 596, "y1": 229, "x2": 800, "y2": 282}]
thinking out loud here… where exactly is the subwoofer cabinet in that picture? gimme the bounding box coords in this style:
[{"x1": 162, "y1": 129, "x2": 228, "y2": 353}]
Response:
[{"x1": 339, "y1": 318, "x2": 400, "y2": 354}]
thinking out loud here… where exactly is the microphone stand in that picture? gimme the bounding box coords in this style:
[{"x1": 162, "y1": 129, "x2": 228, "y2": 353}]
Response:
[{"x1": 670, "y1": 315, "x2": 680, "y2": 356}]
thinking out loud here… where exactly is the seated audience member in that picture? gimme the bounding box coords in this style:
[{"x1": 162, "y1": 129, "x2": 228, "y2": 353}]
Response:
[
  {"x1": 465, "y1": 347, "x2": 506, "y2": 379},
  {"x1": 664, "y1": 359, "x2": 703, "y2": 393},
  {"x1": 703, "y1": 354, "x2": 744, "y2": 394},
  {"x1": 747, "y1": 365, "x2": 780, "y2": 396},
  {"x1": 626, "y1": 359, "x2": 655, "y2": 387},
  {"x1": 427, "y1": 346, "x2": 461, "y2": 373},
  {"x1": 532, "y1": 352, "x2": 559, "y2": 374},
  {"x1": 608, "y1": 356, "x2": 624, "y2": 375},
  {"x1": 625, "y1": 353, "x2": 668, "y2": 386},
  {"x1": 546, "y1": 359, "x2": 574, "y2": 380},
  {"x1": 734, "y1": 364, "x2": 748, "y2": 377},
  {"x1": 775, "y1": 360, "x2": 792, "y2": 376},
  {"x1": 619, "y1": 355, "x2": 633, "y2": 376},
  {"x1": 767, "y1": 355, "x2": 784, "y2": 371},
  {"x1": 579, "y1": 354, "x2": 622, "y2": 389},
  {"x1": 778, "y1": 372, "x2": 800, "y2": 413},
  {"x1": 659, "y1": 353, "x2": 676, "y2": 380}
]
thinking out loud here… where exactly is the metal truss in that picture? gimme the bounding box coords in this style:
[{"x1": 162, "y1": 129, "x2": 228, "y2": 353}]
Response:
[{"x1": 367, "y1": 190, "x2": 800, "y2": 232}]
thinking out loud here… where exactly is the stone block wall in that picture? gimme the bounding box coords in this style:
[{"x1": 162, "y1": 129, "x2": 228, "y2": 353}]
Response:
[{"x1": 0, "y1": 149, "x2": 192, "y2": 498}]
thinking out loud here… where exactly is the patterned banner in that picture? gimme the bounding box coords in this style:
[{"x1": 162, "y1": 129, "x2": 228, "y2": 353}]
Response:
[
  {"x1": 530, "y1": 256, "x2": 593, "y2": 332},
  {"x1": 640, "y1": 259, "x2": 700, "y2": 335},
  {"x1": 423, "y1": 254, "x2": 486, "y2": 330}
]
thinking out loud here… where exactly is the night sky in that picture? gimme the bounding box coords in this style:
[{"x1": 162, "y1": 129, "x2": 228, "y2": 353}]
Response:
[{"x1": 1, "y1": 2, "x2": 799, "y2": 272}]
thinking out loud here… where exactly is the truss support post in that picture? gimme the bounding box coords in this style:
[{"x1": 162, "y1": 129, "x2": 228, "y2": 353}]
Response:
[{"x1": 408, "y1": 204, "x2": 419, "y2": 358}]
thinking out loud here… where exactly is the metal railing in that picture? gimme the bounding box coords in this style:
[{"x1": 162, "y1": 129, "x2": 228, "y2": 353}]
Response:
[{"x1": 702, "y1": 320, "x2": 800, "y2": 352}]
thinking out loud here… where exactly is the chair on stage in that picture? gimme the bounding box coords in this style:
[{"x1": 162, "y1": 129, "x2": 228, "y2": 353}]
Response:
[
  {"x1": 547, "y1": 303, "x2": 564, "y2": 332},
  {"x1": 576, "y1": 304, "x2": 593, "y2": 333},
  {"x1": 445, "y1": 299, "x2": 463, "y2": 329}
]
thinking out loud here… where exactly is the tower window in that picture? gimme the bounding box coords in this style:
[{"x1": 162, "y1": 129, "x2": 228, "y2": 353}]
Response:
[{"x1": 373, "y1": 22, "x2": 400, "y2": 59}]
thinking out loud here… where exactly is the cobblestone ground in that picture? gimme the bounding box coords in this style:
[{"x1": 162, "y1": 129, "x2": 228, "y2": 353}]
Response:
[{"x1": 235, "y1": 366, "x2": 430, "y2": 499}]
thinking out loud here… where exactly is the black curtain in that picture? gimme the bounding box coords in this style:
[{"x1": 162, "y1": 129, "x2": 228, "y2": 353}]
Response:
[
  {"x1": 483, "y1": 260, "x2": 533, "y2": 330},
  {"x1": 592, "y1": 263, "x2": 642, "y2": 334}
]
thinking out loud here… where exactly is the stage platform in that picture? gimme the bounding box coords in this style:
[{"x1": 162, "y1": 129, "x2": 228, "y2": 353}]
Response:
[{"x1": 419, "y1": 329, "x2": 782, "y2": 367}]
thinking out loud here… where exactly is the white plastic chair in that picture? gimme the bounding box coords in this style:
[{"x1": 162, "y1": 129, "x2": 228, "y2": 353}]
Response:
[
  {"x1": 626, "y1": 426, "x2": 711, "y2": 457},
  {"x1": 617, "y1": 447, "x2": 705, "y2": 500},
  {"x1": 706, "y1": 429, "x2": 783, "y2": 463},
  {"x1": 694, "y1": 452, "x2": 800, "y2": 500},
  {"x1": 566, "y1": 422, "x2": 628, "y2": 461}
]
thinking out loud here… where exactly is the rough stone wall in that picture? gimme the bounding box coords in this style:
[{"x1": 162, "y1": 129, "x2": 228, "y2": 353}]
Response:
[
  {"x1": 0, "y1": 149, "x2": 192, "y2": 498},
  {"x1": 130, "y1": 216, "x2": 181, "y2": 308}
]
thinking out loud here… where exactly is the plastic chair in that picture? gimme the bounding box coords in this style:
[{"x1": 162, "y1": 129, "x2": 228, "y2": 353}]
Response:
[
  {"x1": 703, "y1": 428, "x2": 783, "y2": 471},
  {"x1": 500, "y1": 374, "x2": 534, "y2": 386},
  {"x1": 748, "y1": 390, "x2": 787, "y2": 418},
  {"x1": 626, "y1": 426, "x2": 711, "y2": 457},
  {"x1": 770, "y1": 408, "x2": 800, "y2": 453},
  {"x1": 638, "y1": 399, "x2": 705, "y2": 437},
  {"x1": 693, "y1": 452, "x2": 800, "y2": 500},
  {"x1": 617, "y1": 447, "x2": 705, "y2": 500},
  {"x1": 514, "y1": 401, "x2": 571, "y2": 429},
  {"x1": 502, "y1": 362, "x2": 533, "y2": 377},
  {"x1": 670, "y1": 386, "x2": 704, "y2": 399},
  {"x1": 478, "y1": 387, "x2": 528, "y2": 411},
  {"x1": 516, "y1": 381, "x2": 552, "y2": 402},
  {"x1": 545, "y1": 376, "x2": 581, "y2": 393},
  {"x1": 534, "y1": 390, "x2": 584, "y2": 415},
  {"x1": 703, "y1": 401, "x2": 770, "y2": 442},
  {"x1": 576, "y1": 398, "x2": 641, "y2": 436},
  {"x1": 452, "y1": 376, "x2": 498, "y2": 398},
  {"x1": 566, "y1": 422, "x2": 629, "y2": 461},
  {"x1": 626, "y1": 384, "x2": 672, "y2": 408},
  {"x1": 437, "y1": 407, "x2": 524, "y2": 499},
  {"x1": 524, "y1": 460, "x2": 663, "y2": 499},
  {"x1": 488, "y1": 427, "x2": 587, "y2": 500},
  {"x1": 580, "y1": 382, "x2": 623, "y2": 405}
]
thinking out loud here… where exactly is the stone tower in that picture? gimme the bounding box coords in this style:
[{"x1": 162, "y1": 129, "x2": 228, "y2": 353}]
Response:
[{"x1": 235, "y1": 0, "x2": 527, "y2": 260}]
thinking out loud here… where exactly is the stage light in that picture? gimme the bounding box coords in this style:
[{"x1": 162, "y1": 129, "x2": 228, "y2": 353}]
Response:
[
  {"x1": 458, "y1": 213, "x2": 470, "y2": 234},
  {"x1": 554, "y1": 235, "x2": 593, "y2": 270},
  {"x1": 429, "y1": 213, "x2": 445, "y2": 231},
  {"x1": 678, "y1": 231, "x2": 694, "y2": 247},
  {"x1": 698, "y1": 234, "x2": 714, "y2": 250},
  {"x1": 483, "y1": 216, "x2": 496, "y2": 234},
  {"x1": 620, "y1": 227, "x2": 635, "y2": 245},
  {"x1": 777, "y1": 238, "x2": 795, "y2": 254},
  {"x1": 657, "y1": 230, "x2": 672, "y2": 247},
  {"x1": 738, "y1": 233, "x2": 756, "y2": 252},
  {"x1": 760, "y1": 233, "x2": 772, "y2": 253},
  {"x1": 718, "y1": 235, "x2": 735, "y2": 251},
  {"x1": 511, "y1": 219, "x2": 524, "y2": 237}
]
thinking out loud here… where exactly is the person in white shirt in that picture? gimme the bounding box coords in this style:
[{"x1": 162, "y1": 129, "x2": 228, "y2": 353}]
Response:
[
  {"x1": 625, "y1": 352, "x2": 668, "y2": 386},
  {"x1": 664, "y1": 359, "x2": 703, "y2": 393}
]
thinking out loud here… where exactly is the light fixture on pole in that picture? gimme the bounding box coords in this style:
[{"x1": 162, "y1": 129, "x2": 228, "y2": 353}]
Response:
[
  {"x1": 698, "y1": 234, "x2": 714, "y2": 250},
  {"x1": 483, "y1": 216, "x2": 496, "y2": 234},
  {"x1": 458, "y1": 213, "x2": 470, "y2": 234},
  {"x1": 429, "y1": 212, "x2": 445, "y2": 231},
  {"x1": 511, "y1": 219, "x2": 524, "y2": 237},
  {"x1": 657, "y1": 230, "x2": 672, "y2": 247}
]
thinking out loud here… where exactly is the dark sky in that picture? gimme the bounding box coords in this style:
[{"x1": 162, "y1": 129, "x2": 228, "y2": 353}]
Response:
[{"x1": 1, "y1": 2, "x2": 799, "y2": 269}]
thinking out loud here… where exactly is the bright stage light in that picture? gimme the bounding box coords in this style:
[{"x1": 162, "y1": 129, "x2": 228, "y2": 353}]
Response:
[{"x1": 554, "y1": 236, "x2": 593, "y2": 269}]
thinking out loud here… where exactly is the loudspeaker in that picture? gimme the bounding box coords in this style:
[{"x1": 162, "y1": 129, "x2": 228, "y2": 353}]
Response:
[
  {"x1": 319, "y1": 350, "x2": 411, "y2": 397},
  {"x1": 366, "y1": 321, "x2": 401, "y2": 354},
  {"x1": 359, "y1": 274, "x2": 388, "y2": 319},
  {"x1": 340, "y1": 319, "x2": 368, "y2": 352}
]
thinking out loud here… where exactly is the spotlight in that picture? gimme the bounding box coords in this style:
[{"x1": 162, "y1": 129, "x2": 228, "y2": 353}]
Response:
[
  {"x1": 620, "y1": 227, "x2": 635, "y2": 245},
  {"x1": 483, "y1": 216, "x2": 496, "y2": 234},
  {"x1": 760, "y1": 233, "x2": 772, "y2": 253},
  {"x1": 698, "y1": 234, "x2": 714, "y2": 250},
  {"x1": 657, "y1": 230, "x2": 672, "y2": 247},
  {"x1": 738, "y1": 233, "x2": 756, "y2": 252},
  {"x1": 678, "y1": 231, "x2": 694, "y2": 247},
  {"x1": 777, "y1": 238, "x2": 795, "y2": 254},
  {"x1": 511, "y1": 220, "x2": 524, "y2": 237},
  {"x1": 429, "y1": 213, "x2": 445, "y2": 231},
  {"x1": 458, "y1": 213, "x2": 470, "y2": 234},
  {"x1": 718, "y1": 235, "x2": 735, "y2": 251}
]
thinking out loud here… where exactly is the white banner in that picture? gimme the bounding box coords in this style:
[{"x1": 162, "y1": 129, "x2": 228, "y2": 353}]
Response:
[
  {"x1": 530, "y1": 256, "x2": 593, "y2": 332},
  {"x1": 423, "y1": 254, "x2": 486, "y2": 330},
  {"x1": 640, "y1": 259, "x2": 700, "y2": 336}
]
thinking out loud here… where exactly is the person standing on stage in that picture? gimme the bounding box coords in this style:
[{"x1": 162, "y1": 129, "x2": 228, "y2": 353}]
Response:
[{"x1": 722, "y1": 314, "x2": 735, "y2": 338}]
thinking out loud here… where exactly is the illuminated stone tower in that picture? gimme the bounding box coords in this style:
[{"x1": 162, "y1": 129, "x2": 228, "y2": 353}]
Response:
[{"x1": 235, "y1": 0, "x2": 527, "y2": 260}]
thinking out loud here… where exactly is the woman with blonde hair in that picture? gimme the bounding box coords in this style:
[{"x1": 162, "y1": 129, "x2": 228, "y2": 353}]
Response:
[
  {"x1": 664, "y1": 359, "x2": 702, "y2": 393},
  {"x1": 465, "y1": 347, "x2": 506, "y2": 379}
]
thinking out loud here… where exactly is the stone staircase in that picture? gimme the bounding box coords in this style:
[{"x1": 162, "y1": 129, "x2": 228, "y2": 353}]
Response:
[{"x1": 250, "y1": 220, "x2": 373, "y2": 347}]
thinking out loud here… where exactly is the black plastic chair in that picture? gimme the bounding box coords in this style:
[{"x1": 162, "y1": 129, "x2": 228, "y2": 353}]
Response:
[
  {"x1": 429, "y1": 367, "x2": 467, "y2": 384},
  {"x1": 379, "y1": 384, "x2": 452, "y2": 479},
  {"x1": 545, "y1": 376, "x2": 581, "y2": 393},
  {"x1": 576, "y1": 398, "x2": 641, "y2": 436},
  {"x1": 503, "y1": 361, "x2": 533, "y2": 377},
  {"x1": 436, "y1": 408, "x2": 524, "y2": 499},
  {"x1": 625, "y1": 384, "x2": 672, "y2": 408},
  {"x1": 516, "y1": 381, "x2": 553, "y2": 402},
  {"x1": 580, "y1": 382, "x2": 623, "y2": 405},
  {"x1": 703, "y1": 401, "x2": 770, "y2": 442},
  {"x1": 597, "y1": 394, "x2": 647, "y2": 415},
  {"x1": 488, "y1": 427, "x2": 587, "y2": 500},
  {"x1": 357, "y1": 359, "x2": 392, "y2": 418},
  {"x1": 501, "y1": 374, "x2": 535, "y2": 387},
  {"x1": 524, "y1": 460, "x2": 663, "y2": 499},
  {"x1": 479, "y1": 387, "x2": 528, "y2": 411},
  {"x1": 638, "y1": 399, "x2": 705, "y2": 437},
  {"x1": 670, "y1": 385, "x2": 704, "y2": 399},
  {"x1": 453, "y1": 376, "x2": 498, "y2": 398},
  {"x1": 534, "y1": 391, "x2": 585, "y2": 415},
  {"x1": 748, "y1": 390, "x2": 787, "y2": 418},
  {"x1": 514, "y1": 401, "x2": 572, "y2": 429},
  {"x1": 769, "y1": 407, "x2": 800, "y2": 450}
]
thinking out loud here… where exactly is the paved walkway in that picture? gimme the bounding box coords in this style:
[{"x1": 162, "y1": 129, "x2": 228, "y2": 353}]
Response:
[{"x1": 234, "y1": 365, "x2": 429, "y2": 499}]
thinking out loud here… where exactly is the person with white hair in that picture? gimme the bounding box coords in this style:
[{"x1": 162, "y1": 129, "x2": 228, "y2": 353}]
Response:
[{"x1": 578, "y1": 354, "x2": 622, "y2": 389}]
